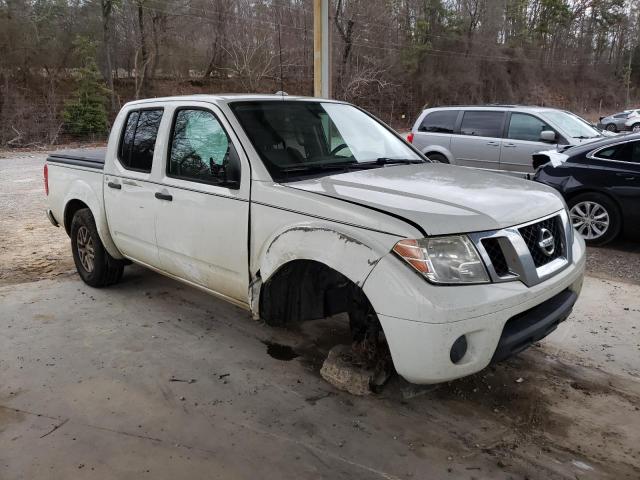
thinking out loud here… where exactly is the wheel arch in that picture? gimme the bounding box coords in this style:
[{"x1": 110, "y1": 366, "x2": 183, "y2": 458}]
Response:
[
  {"x1": 63, "y1": 180, "x2": 123, "y2": 259},
  {"x1": 421, "y1": 146, "x2": 454, "y2": 164},
  {"x1": 250, "y1": 222, "x2": 394, "y2": 325},
  {"x1": 565, "y1": 187, "x2": 623, "y2": 214}
]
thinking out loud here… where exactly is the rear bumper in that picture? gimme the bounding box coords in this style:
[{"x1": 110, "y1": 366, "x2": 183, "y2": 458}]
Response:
[{"x1": 46, "y1": 209, "x2": 59, "y2": 227}]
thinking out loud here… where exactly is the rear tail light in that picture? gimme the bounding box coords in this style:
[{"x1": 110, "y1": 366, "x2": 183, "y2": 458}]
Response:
[
  {"x1": 44, "y1": 164, "x2": 49, "y2": 196},
  {"x1": 406, "y1": 132, "x2": 414, "y2": 143}
]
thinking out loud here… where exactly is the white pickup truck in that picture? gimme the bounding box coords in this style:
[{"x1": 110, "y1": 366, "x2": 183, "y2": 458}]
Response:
[{"x1": 45, "y1": 94, "x2": 585, "y2": 384}]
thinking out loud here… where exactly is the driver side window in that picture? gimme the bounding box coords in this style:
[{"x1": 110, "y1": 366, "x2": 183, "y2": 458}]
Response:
[{"x1": 168, "y1": 109, "x2": 239, "y2": 185}]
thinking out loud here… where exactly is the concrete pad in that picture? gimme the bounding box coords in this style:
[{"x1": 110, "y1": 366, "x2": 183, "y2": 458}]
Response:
[{"x1": 1, "y1": 267, "x2": 640, "y2": 478}]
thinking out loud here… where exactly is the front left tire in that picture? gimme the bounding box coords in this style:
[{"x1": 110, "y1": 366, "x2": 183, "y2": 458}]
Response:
[
  {"x1": 605, "y1": 123, "x2": 617, "y2": 132},
  {"x1": 70, "y1": 208, "x2": 125, "y2": 287}
]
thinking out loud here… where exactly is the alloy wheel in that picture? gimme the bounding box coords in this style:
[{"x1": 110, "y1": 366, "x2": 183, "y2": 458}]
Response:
[
  {"x1": 77, "y1": 225, "x2": 95, "y2": 272},
  {"x1": 570, "y1": 201, "x2": 610, "y2": 240}
]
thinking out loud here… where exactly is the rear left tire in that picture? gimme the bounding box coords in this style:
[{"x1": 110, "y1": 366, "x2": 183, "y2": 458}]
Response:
[
  {"x1": 605, "y1": 123, "x2": 617, "y2": 132},
  {"x1": 71, "y1": 208, "x2": 125, "y2": 287}
]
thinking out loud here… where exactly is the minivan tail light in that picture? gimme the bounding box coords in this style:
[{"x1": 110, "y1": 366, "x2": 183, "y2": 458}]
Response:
[
  {"x1": 44, "y1": 164, "x2": 49, "y2": 196},
  {"x1": 406, "y1": 132, "x2": 414, "y2": 143}
]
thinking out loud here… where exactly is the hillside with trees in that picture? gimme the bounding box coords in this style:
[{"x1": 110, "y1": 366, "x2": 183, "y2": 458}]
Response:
[{"x1": 1, "y1": 0, "x2": 639, "y2": 146}]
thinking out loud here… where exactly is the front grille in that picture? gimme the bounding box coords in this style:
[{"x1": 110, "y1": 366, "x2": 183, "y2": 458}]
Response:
[
  {"x1": 518, "y1": 216, "x2": 564, "y2": 267},
  {"x1": 482, "y1": 238, "x2": 510, "y2": 276}
]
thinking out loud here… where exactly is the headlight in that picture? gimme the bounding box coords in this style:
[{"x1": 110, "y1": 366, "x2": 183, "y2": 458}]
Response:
[{"x1": 393, "y1": 235, "x2": 490, "y2": 284}]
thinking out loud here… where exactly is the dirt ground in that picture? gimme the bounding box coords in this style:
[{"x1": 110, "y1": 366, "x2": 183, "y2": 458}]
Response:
[{"x1": 1, "y1": 151, "x2": 640, "y2": 479}]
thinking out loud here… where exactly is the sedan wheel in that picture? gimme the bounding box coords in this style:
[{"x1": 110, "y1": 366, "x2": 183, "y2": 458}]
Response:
[
  {"x1": 632, "y1": 123, "x2": 640, "y2": 133},
  {"x1": 570, "y1": 201, "x2": 610, "y2": 240},
  {"x1": 605, "y1": 123, "x2": 617, "y2": 132}
]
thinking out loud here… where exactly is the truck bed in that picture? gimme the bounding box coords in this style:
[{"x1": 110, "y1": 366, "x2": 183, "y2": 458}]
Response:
[{"x1": 47, "y1": 148, "x2": 106, "y2": 170}]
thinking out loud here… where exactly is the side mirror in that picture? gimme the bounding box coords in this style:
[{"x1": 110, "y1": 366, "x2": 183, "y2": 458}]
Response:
[
  {"x1": 221, "y1": 144, "x2": 241, "y2": 189},
  {"x1": 540, "y1": 130, "x2": 557, "y2": 143}
]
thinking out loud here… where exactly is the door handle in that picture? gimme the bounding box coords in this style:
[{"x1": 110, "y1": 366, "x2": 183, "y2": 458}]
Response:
[
  {"x1": 616, "y1": 174, "x2": 636, "y2": 180},
  {"x1": 487, "y1": 141, "x2": 499, "y2": 146},
  {"x1": 155, "y1": 192, "x2": 173, "y2": 201},
  {"x1": 503, "y1": 143, "x2": 517, "y2": 148},
  {"x1": 107, "y1": 181, "x2": 121, "y2": 189}
]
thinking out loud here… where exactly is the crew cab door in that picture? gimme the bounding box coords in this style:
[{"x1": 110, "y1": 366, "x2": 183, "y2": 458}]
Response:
[
  {"x1": 154, "y1": 103, "x2": 250, "y2": 303},
  {"x1": 450, "y1": 110, "x2": 505, "y2": 170},
  {"x1": 104, "y1": 107, "x2": 165, "y2": 267},
  {"x1": 500, "y1": 112, "x2": 557, "y2": 175}
]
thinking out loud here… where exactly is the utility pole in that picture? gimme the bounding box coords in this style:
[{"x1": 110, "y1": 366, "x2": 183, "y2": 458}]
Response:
[
  {"x1": 626, "y1": 47, "x2": 633, "y2": 108},
  {"x1": 313, "y1": 0, "x2": 330, "y2": 98}
]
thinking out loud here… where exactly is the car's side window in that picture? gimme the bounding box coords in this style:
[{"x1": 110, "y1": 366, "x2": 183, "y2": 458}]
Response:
[
  {"x1": 598, "y1": 141, "x2": 640, "y2": 163},
  {"x1": 118, "y1": 109, "x2": 164, "y2": 172},
  {"x1": 419, "y1": 111, "x2": 459, "y2": 133},
  {"x1": 507, "y1": 113, "x2": 553, "y2": 142},
  {"x1": 459, "y1": 111, "x2": 504, "y2": 137},
  {"x1": 168, "y1": 108, "x2": 240, "y2": 186}
]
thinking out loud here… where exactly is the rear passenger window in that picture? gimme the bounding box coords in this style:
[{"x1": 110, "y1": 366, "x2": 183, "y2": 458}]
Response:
[
  {"x1": 597, "y1": 141, "x2": 640, "y2": 163},
  {"x1": 507, "y1": 113, "x2": 552, "y2": 142},
  {"x1": 460, "y1": 111, "x2": 504, "y2": 138},
  {"x1": 419, "y1": 111, "x2": 459, "y2": 133},
  {"x1": 118, "y1": 109, "x2": 164, "y2": 172}
]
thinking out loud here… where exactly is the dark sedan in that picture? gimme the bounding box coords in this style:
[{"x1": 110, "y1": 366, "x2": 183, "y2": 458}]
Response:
[{"x1": 533, "y1": 134, "x2": 640, "y2": 246}]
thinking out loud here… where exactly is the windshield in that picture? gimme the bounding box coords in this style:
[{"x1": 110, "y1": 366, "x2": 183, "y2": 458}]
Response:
[
  {"x1": 541, "y1": 111, "x2": 602, "y2": 139},
  {"x1": 230, "y1": 101, "x2": 423, "y2": 181}
]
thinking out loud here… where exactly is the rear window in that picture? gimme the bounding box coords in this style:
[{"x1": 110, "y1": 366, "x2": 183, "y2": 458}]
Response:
[
  {"x1": 460, "y1": 111, "x2": 504, "y2": 138},
  {"x1": 419, "y1": 110, "x2": 458, "y2": 133},
  {"x1": 118, "y1": 109, "x2": 164, "y2": 172},
  {"x1": 596, "y1": 141, "x2": 640, "y2": 163}
]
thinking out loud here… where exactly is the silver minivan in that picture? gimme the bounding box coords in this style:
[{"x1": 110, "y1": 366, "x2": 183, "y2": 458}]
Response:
[{"x1": 408, "y1": 106, "x2": 605, "y2": 176}]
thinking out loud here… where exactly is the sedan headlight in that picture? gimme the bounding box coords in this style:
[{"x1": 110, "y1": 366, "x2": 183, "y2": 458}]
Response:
[{"x1": 393, "y1": 235, "x2": 490, "y2": 284}]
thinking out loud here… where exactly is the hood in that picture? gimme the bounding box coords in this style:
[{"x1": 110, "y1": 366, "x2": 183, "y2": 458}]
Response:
[{"x1": 286, "y1": 164, "x2": 564, "y2": 236}]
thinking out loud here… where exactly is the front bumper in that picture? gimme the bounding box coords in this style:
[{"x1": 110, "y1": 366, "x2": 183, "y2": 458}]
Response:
[{"x1": 363, "y1": 232, "x2": 586, "y2": 384}]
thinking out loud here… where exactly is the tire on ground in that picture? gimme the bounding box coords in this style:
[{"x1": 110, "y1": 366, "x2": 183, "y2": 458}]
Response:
[
  {"x1": 70, "y1": 208, "x2": 124, "y2": 287},
  {"x1": 568, "y1": 192, "x2": 621, "y2": 246}
]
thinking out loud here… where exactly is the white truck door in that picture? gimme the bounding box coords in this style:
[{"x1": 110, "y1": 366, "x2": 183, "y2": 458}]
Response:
[
  {"x1": 153, "y1": 104, "x2": 250, "y2": 304},
  {"x1": 104, "y1": 108, "x2": 164, "y2": 267}
]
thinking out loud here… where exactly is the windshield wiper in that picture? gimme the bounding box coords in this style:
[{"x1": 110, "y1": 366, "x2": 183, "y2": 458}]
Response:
[
  {"x1": 278, "y1": 158, "x2": 425, "y2": 177},
  {"x1": 573, "y1": 135, "x2": 599, "y2": 139},
  {"x1": 374, "y1": 157, "x2": 426, "y2": 165}
]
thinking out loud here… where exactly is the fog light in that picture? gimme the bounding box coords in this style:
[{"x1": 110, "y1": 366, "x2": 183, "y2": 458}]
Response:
[{"x1": 450, "y1": 335, "x2": 468, "y2": 364}]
